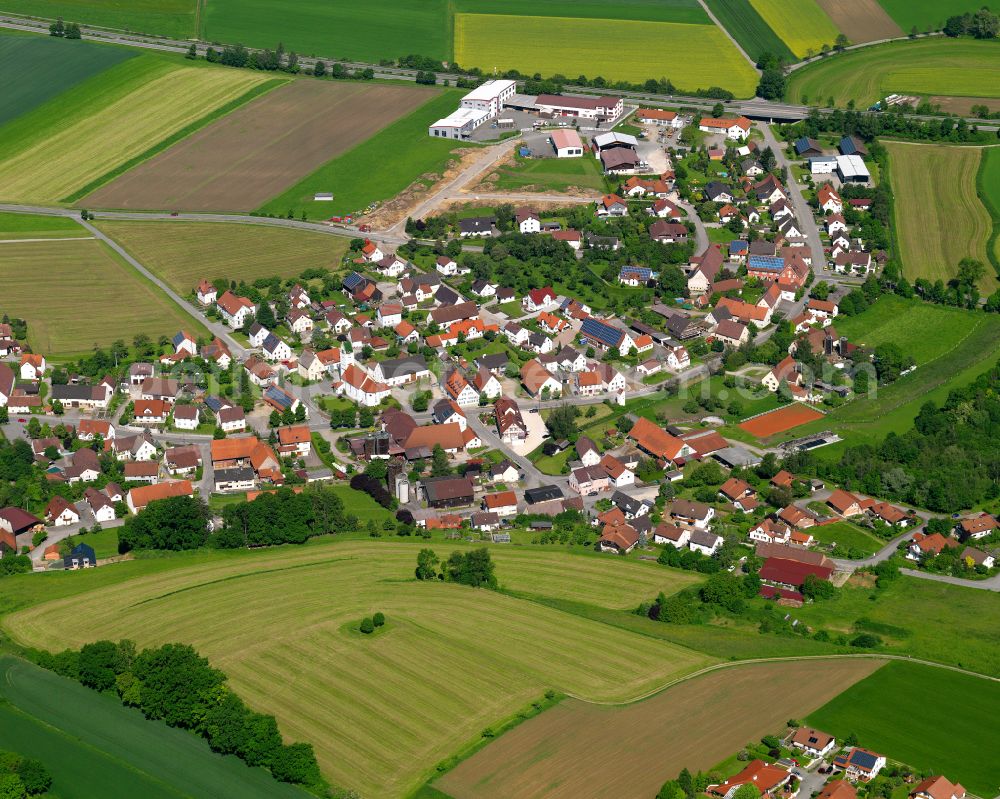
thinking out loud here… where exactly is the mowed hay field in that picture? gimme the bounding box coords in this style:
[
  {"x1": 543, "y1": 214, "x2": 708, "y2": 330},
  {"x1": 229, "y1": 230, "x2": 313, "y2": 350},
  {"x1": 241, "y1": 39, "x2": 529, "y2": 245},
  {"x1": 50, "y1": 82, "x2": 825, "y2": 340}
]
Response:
[
  {"x1": 437, "y1": 659, "x2": 884, "y2": 799},
  {"x1": 86, "y1": 81, "x2": 436, "y2": 212},
  {"x1": 95, "y1": 221, "x2": 350, "y2": 294},
  {"x1": 785, "y1": 38, "x2": 1000, "y2": 107},
  {"x1": 0, "y1": 0, "x2": 197, "y2": 38},
  {"x1": 0, "y1": 56, "x2": 269, "y2": 205},
  {"x1": 876, "y1": 0, "x2": 987, "y2": 32},
  {"x1": 454, "y1": 0, "x2": 709, "y2": 25},
  {"x1": 747, "y1": 0, "x2": 840, "y2": 57},
  {"x1": 808, "y1": 662, "x2": 1000, "y2": 797},
  {"x1": 454, "y1": 14, "x2": 759, "y2": 96},
  {"x1": 701, "y1": 0, "x2": 793, "y2": 62},
  {"x1": 815, "y1": 0, "x2": 901, "y2": 43},
  {"x1": 0, "y1": 238, "x2": 205, "y2": 355},
  {"x1": 204, "y1": 0, "x2": 450, "y2": 63},
  {"x1": 0, "y1": 212, "x2": 85, "y2": 240},
  {"x1": 979, "y1": 147, "x2": 1000, "y2": 268},
  {"x1": 885, "y1": 141, "x2": 995, "y2": 293},
  {"x1": 0, "y1": 33, "x2": 135, "y2": 126},
  {"x1": 3, "y1": 541, "x2": 709, "y2": 799}
]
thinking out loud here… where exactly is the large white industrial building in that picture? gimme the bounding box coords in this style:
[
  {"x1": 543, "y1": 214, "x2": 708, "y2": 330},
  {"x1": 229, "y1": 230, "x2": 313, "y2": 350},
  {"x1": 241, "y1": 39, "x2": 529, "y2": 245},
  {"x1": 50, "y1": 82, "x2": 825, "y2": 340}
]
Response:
[{"x1": 428, "y1": 79, "x2": 517, "y2": 139}]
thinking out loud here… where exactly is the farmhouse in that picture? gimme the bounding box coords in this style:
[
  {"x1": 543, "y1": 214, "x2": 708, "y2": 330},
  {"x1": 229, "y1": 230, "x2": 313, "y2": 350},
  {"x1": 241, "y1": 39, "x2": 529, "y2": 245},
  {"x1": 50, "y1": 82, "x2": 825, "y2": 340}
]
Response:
[
  {"x1": 826, "y1": 488, "x2": 865, "y2": 517},
  {"x1": 698, "y1": 116, "x2": 751, "y2": 140},
  {"x1": 422, "y1": 476, "x2": 475, "y2": 508}
]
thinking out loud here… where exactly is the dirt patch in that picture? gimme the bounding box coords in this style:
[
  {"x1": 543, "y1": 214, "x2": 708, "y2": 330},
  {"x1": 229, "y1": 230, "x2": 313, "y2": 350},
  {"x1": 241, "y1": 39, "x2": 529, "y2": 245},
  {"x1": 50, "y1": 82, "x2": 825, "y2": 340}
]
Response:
[
  {"x1": 436, "y1": 658, "x2": 884, "y2": 799},
  {"x1": 739, "y1": 404, "x2": 825, "y2": 437},
  {"x1": 847, "y1": 571, "x2": 877, "y2": 589},
  {"x1": 86, "y1": 80, "x2": 435, "y2": 213},
  {"x1": 930, "y1": 96, "x2": 1000, "y2": 116},
  {"x1": 816, "y1": 0, "x2": 902, "y2": 43}
]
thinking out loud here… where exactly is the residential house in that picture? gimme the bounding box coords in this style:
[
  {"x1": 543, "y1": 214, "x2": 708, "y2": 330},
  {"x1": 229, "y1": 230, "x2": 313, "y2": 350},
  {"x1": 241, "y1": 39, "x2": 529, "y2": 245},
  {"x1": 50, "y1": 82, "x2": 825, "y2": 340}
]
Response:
[
  {"x1": 910, "y1": 778, "x2": 965, "y2": 799},
  {"x1": 262, "y1": 334, "x2": 293, "y2": 362},
  {"x1": 708, "y1": 761, "x2": 791, "y2": 798},
  {"x1": 826, "y1": 488, "x2": 865, "y2": 517},
  {"x1": 64, "y1": 542, "x2": 96, "y2": 570},
  {"x1": 833, "y1": 748, "x2": 886, "y2": 782},
  {"x1": 907, "y1": 532, "x2": 959, "y2": 561},
  {"x1": 126, "y1": 480, "x2": 194, "y2": 514},
  {"x1": 515, "y1": 207, "x2": 541, "y2": 234},
  {"x1": 762, "y1": 356, "x2": 802, "y2": 393},
  {"x1": 714, "y1": 319, "x2": 748, "y2": 347},
  {"x1": 172, "y1": 331, "x2": 197, "y2": 357},
  {"x1": 522, "y1": 287, "x2": 557, "y2": 313},
  {"x1": 649, "y1": 220, "x2": 688, "y2": 244},
  {"x1": 339, "y1": 364, "x2": 391, "y2": 407},
  {"x1": 78, "y1": 419, "x2": 114, "y2": 441},
  {"x1": 698, "y1": 116, "x2": 752, "y2": 140},
  {"x1": 215, "y1": 466, "x2": 256, "y2": 493},
  {"x1": 443, "y1": 369, "x2": 479, "y2": 407},
  {"x1": 595, "y1": 193, "x2": 628, "y2": 218},
  {"x1": 217, "y1": 291, "x2": 256, "y2": 328},
  {"x1": 277, "y1": 425, "x2": 312, "y2": 457},
  {"x1": 201, "y1": 338, "x2": 232, "y2": 370},
  {"x1": 165, "y1": 445, "x2": 201, "y2": 476},
  {"x1": 123, "y1": 461, "x2": 160, "y2": 484},
  {"x1": 495, "y1": 397, "x2": 527, "y2": 443},
  {"x1": 472, "y1": 368, "x2": 502, "y2": 399},
  {"x1": 458, "y1": 216, "x2": 497, "y2": 237},
  {"x1": 196, "y1": 279, "x2": 217, "y2": 305},
  {"x1": 958, "y1": 513, "x2": 997, "y2": 541},
  {"x1": 570, "y1": 465, "x2": 610, "y2": 495},
  {"x1": 172, "y1": 404, "x2": 199, "y2": 431},
  {"x1": 817, "y1": 183, "x2": 843, "y2": 214},
  {"x1": 790, "y1": 727, "x2": 836, "y2": 758},
  {"x1": 718, "y1": 477, "x2": 757, "y2": 511},
  {"x1": 288, "y1": 309, "x2": 314, "y2": 335},
  {"x1": 133, "y1": 399, "x2": 170, "y2": 426},
  {"x1": 84, "y1": 488, "x2": 116, "y2": 523},
  {"x1": 671, "y1": 500, "x2": 715, "y2": 530},
  {"x1": 520, "y1": 360, "x2": 561, "y2": 398},
  {"x1": 688, "y1": 529, "x2": 722, "y2": 556},
  {"x1": 436, "y1": 255, "x2": 458, "y2": 275},
  {"x1": 19, "y1": 353, "x2": 46, "y2": 380},
  {"x1": 653, "y1": 522, "x2": 690, "y2": 548},
  {"x1": 45, "y1": 496, "x2": 80, "y2": 527},
  {"x1": 484, "y1": 491, "x2": 518, "y2": 517},
  {"x1": 360, "y1": 239, "x2": 384, "y2": 262}
]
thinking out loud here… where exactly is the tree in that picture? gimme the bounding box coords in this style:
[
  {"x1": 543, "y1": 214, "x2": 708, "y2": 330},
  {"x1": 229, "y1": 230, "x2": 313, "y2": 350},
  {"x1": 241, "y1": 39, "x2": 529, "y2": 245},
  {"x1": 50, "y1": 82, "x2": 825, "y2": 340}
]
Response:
[
  {"x1": 0, "y1": 773, "x2": 26, "y2": 799},
  {"x1": 546, "y1": 404, "x2": 579, "y2": 440},
  {"x1": 834, "y1": 33, "x2": 849, "y2": 49},
  {"x1": 415, "y1": 548, "x2": 438, "y2": 580},
  {"x1": 430, "y1": 444, "x2": 450, "y2": 476},
  {"x1": 313, "y1": 59, "x2": 326, "y2": 77},
  {"x1": 360, "y1": 617, "x2": 374, "y2": 634},
  {"x1": 49, "y1": 17, "x2": 64, "y2": 36},
  {"x1": 712, "y1": 102, "x2": 725, "y2": 117},
  {"x1": 118, "y1": 496, "x2": 210, "y2": 553},
  {"x1": 186, "y1": 42, "x2": 197, "y2": 59},
  {"x1": 65, "y1": 22, "x2": 82, "y2": 39},
  {"x1": 802, "y1": 574, "x2": 835, "y2": 600},
  {"x1": 732, "y1": 783, "x2": 761, "y2": 799},
  {"x1": 269, "y1": 742, "x2": 321, "y2": 786},
  {"x1": 78, "y1": 639, "x2": 121, "y2": 691},
  {"x1": 756, "y1": 69, "x2": 786, "y2": 101},
  {"x1": 678, "y1": 767, "x2": 695, "y2": 799},
  {"x1": 15, "y1": 758, "x2": 51, "y2": 795},
  {"x1": 443, "y1": 547, "x2": 497, "y2": 588}
]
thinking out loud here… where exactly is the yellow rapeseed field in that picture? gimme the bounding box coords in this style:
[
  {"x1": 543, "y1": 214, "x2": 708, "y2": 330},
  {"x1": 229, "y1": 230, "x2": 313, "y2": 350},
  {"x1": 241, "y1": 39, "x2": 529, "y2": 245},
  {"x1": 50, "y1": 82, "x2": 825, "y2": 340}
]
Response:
[
  {"x1": 454, "y1": 14, "x2": 759, "y2": 97},
  {"x1": 0, "y1": 64, "x2": 267, "y2": 204},
  {"x1": 748, "y1": 0, "x2": 840, "y2": 57}
]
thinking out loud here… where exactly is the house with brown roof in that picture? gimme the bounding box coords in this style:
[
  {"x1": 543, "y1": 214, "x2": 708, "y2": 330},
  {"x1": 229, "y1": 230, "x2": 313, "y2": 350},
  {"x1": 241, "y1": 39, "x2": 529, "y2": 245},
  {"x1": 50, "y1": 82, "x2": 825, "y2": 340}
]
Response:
[
  {"x1": 818, "y1": 781, "x2": 857, "y2": 799},
  {"x1": 670, "y1": 500, "x2": 715, "y2": 531},
  {"x1": 569, "y1": 465, "x2": 610, "y2": 496},
  {"x1": 520, "y1": 359, "x2": 561, "y2": 398},
  {"x1": 910, "y1": 777, "x2": 965, "y2": 799},
  {"x1": 958, "y1": 512, "x2": 997, "y2": 541},
  {"x1": 126, "y1": 480, "x2": 194, "y2": 514},
  {"x1": 422, "y1": 475, "x2": 475, "y2": 508},
  {"x1": 277, "y1": 425, "x2": 312, "y2": 457},
  {"x1": 495, "y1": 397, "x2": 527, "y2": 444},
  {"x1": 790, "y1": 727, "x2": 836, "y2": 758},
  {"x1": 907, "y1": 532, "x2": 959, "y2": 561},
  {"x1": 599, "y1": 522, "x2": 639, "y2": 553},
  {"x1": 708, "y1": 760, "x2": 791, "y2": 798},
  {"x1": 403, "y1": 422, "x2": 466, "y2": 455},
  {"x1": 483, "y1": 491, "x2": 518, "y2": 517},
  {"x1": 826, "y1": 488, "x2": 865, "y2": 517},
  {"x1": 45, "y1": 496, "x2": 80, "y2": 527},
  {"x1": 718, "y1": 477, "x2": 757, "y2": 511},
  {"x1": 627, "y1": 417, "x2": 693, "y2": 464},
  {"x1": 124, "y1": 461, "x2": 160, "y2": 484}
]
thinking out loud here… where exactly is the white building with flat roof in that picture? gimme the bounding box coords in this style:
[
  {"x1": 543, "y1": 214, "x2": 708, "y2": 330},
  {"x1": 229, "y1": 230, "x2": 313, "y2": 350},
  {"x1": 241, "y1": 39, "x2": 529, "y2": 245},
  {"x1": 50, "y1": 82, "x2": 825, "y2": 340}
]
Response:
[
  {"x1": 460, "y1": 79, "x2": 517, "y2": 116},
  {"x1": 836, "y1": 154, "x2": 870, "y2": 183},
  {"x1": 429, "y1": 107, "x2": 491, "y2": 139}
]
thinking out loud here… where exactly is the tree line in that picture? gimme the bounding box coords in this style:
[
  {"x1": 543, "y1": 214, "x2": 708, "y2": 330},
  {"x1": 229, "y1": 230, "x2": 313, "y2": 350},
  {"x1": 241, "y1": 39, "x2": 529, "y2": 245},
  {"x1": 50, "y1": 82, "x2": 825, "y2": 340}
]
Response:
[
  {"x1": 29, "y1": 640, "x2": 322, "y2": 789},
  {"x1": 415, "y1": 547, "x2": 497, "y2": 588}
]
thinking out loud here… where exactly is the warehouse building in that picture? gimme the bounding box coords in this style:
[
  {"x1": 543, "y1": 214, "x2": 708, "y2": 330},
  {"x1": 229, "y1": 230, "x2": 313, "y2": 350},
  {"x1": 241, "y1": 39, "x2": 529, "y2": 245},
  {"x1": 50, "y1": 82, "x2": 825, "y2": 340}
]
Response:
[{"x1": 428, "y1": 79, "x2": 516, "y2": 139}]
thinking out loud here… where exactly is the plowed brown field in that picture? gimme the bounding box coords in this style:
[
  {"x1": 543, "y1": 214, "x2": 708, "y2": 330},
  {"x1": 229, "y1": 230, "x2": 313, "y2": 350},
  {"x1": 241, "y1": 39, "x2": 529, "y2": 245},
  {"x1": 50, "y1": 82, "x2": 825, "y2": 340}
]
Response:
[
  {"x1": 436, "y1": 658, "x2": 884, "y2": 799},
  {"x1": 816, "y1": 0, "x2": 901, "y2": 43},
  {"x1": 86, "y1": 80, "x2": 436, "y2": 212}
]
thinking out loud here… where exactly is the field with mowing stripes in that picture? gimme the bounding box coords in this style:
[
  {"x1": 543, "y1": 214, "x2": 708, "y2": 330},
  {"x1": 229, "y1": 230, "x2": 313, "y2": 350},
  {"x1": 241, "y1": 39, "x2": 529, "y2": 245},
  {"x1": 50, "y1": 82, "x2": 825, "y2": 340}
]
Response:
[
  {"x1": 747, "y1": 0, "x2": 840, "y2": 57},
  {"x1": 454, "y1": 14, "x2": 759, "y2": 95},
  {"x1": 808, "y1": 661, "x2": 1000, "y2": 797},
  {"x1": 785, "y1": 38, "x2": 1000, "y2": 107},
  {"x1": 436, "y1": 659, "x2": 884, "y2": 799},
  {"x1": 86, "y1": 80, "x2": 436, "y2": 212},
  {"x1": 0, "y1": 0, "x2": 197, "y2": 38},
  {"x1": 0, "y1": 237, "x2": 206, "y2": 356},
  {"x1": 701, "y1": 0, "x2": 793, "y2": 62},
  {"x1": 453, "y1": 0, "x2": 709, "y2": 24},
  {"x1": 0, "y1": 55, "x2": 268, "y2": 204},
  {"x1": 0, "y1": 33, "x2": 135, "y2": 126},
  {"x1": 885, "y1": 141, "x2": 995, "y2": 293},
  {"x1": 95, "y1": 220, "x2": 350, "y2": 294},
  {"x1": 3, "y1": 541, "x2": 708, "y2": 799}
]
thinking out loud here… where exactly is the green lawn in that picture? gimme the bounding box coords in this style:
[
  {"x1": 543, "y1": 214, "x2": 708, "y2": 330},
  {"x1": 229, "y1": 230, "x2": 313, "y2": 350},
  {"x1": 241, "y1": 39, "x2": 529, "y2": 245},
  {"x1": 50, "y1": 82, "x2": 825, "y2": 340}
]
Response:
[
  {"x1": 453, "y1": 0, "x2": 709, "y2": 24},
  {"x1": 327, "y1": 484, "x2": 393, "y2": 523},
  {"x1": 808, "y1": 521, "x2": 883, "y2": 557},
  {"x1": 258, "y1": 90, "x2": 468, "y2": 220},
  {"x1": 807, "y1": 661, "x2": 1000, "y2": 797},
  {"x1": 0, "y1": 33, "x2": 135, "y2": 127},
  {"x1": 701, "y1": 0, "x2": 793, "y2": 62},
  {"x1": 786, "y1": 38, "x2": 1000, "y2": 108},
  {"x1": 0, "y1": 0, "x2": 196, "y2": 37},
  {"x1": 0, "y1": 211, "x2": 84, "y2": 239},
  {"x1": 489, "y1": 156, "x2": 606, "y2": 193},
  {"x1": 875, "y1": 0, "x2": 987, "y2": 32},
  {"x1": 793, "y1": 575, "x2": 1000, "y2": 678},
  {"x1": 73, "y1": 528, "x2": 120, "y2": 559},
  {"x1": 0, "y1": 656, "x2": 308, "y2": 799}
]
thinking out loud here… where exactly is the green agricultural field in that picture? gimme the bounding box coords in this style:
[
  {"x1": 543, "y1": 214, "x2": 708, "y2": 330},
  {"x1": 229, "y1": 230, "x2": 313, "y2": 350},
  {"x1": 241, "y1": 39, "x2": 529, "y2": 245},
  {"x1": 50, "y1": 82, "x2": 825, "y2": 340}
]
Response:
[
  {"x1": 0, "y1": 237, "x2": 207, "y2": 356},
  {"x1": 808, "y1": 521, "x2": 883, "y2": 557},
  {"x1": 747, "y1": 0, "x2": 839, "y2": 57},
  {"x1": 454, "y1": 0, "x2": 709, "y2": 24},
  {"x1": 0, "y1": 0, "x2": 197, "y2": 38},
  {"x1": 259, "y1": 90, "x2": 468, "y2": 220},
  {"x1": 0, "y1": 211, "x2": 84, "y2": 239},
  {"x1": 702, "y1": 0, "x2": 793, "y2": 62},
  {"x1": 792, "y1": 574, "x2": 1000, "y2": 678},
  {"x1": 0, "y1": 657, "x2": 308, "y2": 799},
  {"x1": 785, "y1": 38, "x2": 1000, "y2": 107},
  {"x1": 876, "y1": 0, "x2": 986, "y2": 32},
  {"x1": 885, "y1": 141, "x2": 996, "y2": 293},
  {"x1": 807, "y1": 661, "x2": 1000, "y2": 796},
  {"x1": 3, "y1": 540, "x2": 710, "y2": 799},
  {"x1": 203, "y1": 0, "x2": 450, "y2": 62},
  {"x1": 0, "y1": 55, "x2": 269, "y2": 205},
  {"x1": 454, "y1": 14, "x2": 759, "y2": 96},
  {"x1": 95, "y1": 220, "x2": 350, "y2": 294},
  {"x1": 0, "y1": 33, "x2": 135, "y2": 126},
  {"x1": 978, "y1": 146, "x2": 1000, "y2": 275},
  {"x1": 488, "y1": 156, "x2": 607, "y2": 193}
]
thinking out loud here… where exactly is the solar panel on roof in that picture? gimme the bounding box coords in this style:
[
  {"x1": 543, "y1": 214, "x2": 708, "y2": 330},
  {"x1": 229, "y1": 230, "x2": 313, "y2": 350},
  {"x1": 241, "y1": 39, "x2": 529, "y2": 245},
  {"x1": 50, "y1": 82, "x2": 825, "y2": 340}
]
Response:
[
  {"x1": 851, "y1": 750, "x2": 878, "y2": 769},
  {"x1": 749, "y1": 255, "x2": 783, "y2": 271},
  {"x1": 581, "y1": 318, "x2": 623, "y2": 347}
]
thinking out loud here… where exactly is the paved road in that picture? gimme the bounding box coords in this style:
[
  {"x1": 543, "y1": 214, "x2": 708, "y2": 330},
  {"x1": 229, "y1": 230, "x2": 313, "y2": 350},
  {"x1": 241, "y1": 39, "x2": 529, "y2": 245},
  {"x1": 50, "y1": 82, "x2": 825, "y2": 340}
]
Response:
[
  {"x1": 466, "y1": 414, "x2": 554, "y2": 491},
  {"x1": 677, "y1": 198, "x2": 709, "y2": 253},
  {"x1": 901, "y1": 567, "x2": 1000, "y2": 592}
]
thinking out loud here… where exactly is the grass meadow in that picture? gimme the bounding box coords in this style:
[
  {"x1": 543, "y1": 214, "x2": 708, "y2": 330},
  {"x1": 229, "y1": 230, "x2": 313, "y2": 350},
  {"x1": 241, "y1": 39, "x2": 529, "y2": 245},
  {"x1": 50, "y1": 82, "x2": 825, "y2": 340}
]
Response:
[
  {"x1": 0, "y1": 238, "x2": 207, "y2": 356},
  {"x1": 0, "y1": 211, "x2": 84, "y2": 239},
  {"x1": 875, "y1": 0, "x2": 987, "y2": 32},
  {"x1": 488, "y1": 156, "x2": 607, "y2": 193},
  {"x1": 808, "y1": 661, "x2": 1000, "y2": 797},
  {"x1": 0, "y1": 657, "x2": 309, "y2": 799},
  {"x1": 259, "y1": 89, "x2": 467, "y2": 220},
  {"x1": 785, "y1": 38, "x2": 1000, "y2": 107},
  {"x1": 701, "y1": 0, "x2": 794, "y2": 62},
  {"x1": 437, "y1": 659, "x2": 883, "y2": 799},
  {"x1": 0, "y1": 33, "x2": 134, "y2": 126},
  {"x1": 203, "y1": 0, "x2": 450, "y2": 61},
  {"x1": 453, "y1": 14, "x2": 759, "y2": 96},
  {"x1": 0, "y1": 55, "x2": 268, "y2": 204},
  {"x1": 885, "y1": 141, "x2": 996, "y2": 293},
  {"x1": 0, "y1": 0, "x2": 197, "y2": 37},
  {"x1": 3, "y1": 540, "x2": 710, "y2": 798},
  {"x1": 808, "y1": 521, "x2": 883, "y2": 557},
  {"x1": 95, "y1": 220, "x2": 350, "y2": 294},
  {"x1": 454, "y1": 0, "x2": 708, "y2": 24},
  {"x1": 978, "y1": 147, "x2": 1000, "y2": 275},
  {"x1": 747, "y1": 0, "x2": 840, "y2": 57}
]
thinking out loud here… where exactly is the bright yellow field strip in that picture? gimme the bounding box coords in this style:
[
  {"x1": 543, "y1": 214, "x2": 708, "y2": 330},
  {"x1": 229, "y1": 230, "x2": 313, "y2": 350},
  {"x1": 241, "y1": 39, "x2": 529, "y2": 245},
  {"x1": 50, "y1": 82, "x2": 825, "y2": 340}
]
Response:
[
  {"x1": 454, "y1": 13, "x2": 759, "y2": 97},
  {"x1": 4, "y1": 541, "x2": 709, "y2": 798},
  {"x1": 748, "y1": 0, "x2": 840, "y2": 57},
  {"x1": 0, "y1": 66, "x2": 268, "y2": 204},
  {"x1": 886, "y1": 141, "x2": 996, "y2": 294}
]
